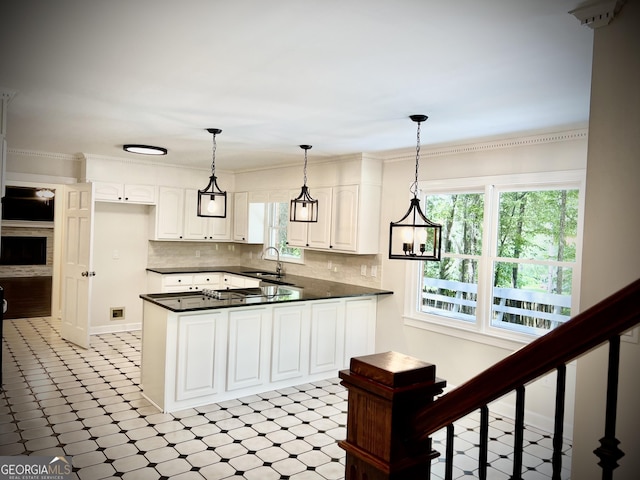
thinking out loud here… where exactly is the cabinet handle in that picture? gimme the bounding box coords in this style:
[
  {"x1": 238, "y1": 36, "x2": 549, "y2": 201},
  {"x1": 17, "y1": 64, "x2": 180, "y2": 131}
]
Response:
[
  {"x1": 118, "y1": 197, "x2": 122, "y2": 200},
  {"x1": 178, "y1": 279, "x2": 181, "y2": 282},
  {"x1": 125, "y1": 197, "x2": 129, "y2": 201}
]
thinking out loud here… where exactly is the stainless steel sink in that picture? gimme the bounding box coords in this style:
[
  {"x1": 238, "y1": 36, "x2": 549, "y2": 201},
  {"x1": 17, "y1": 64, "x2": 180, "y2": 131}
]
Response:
[{"x1": 241, "y1": 270, "x2": 283, "y2": 278}]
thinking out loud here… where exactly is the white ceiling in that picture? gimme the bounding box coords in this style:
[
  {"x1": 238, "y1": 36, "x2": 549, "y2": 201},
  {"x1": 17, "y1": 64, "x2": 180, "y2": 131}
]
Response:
[{"x1": 0, "y1": 0, "x2": 593, "y2": 172}]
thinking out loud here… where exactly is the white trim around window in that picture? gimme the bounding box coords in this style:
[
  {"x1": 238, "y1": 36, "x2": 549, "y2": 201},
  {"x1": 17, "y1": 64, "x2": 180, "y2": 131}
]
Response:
[{"x1": 403, "y1": 170, "x2": 586, "y2": 349}]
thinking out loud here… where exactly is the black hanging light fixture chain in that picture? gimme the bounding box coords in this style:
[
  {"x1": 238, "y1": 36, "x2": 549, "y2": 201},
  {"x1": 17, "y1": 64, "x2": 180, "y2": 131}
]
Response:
[
  {"x1": 301, "y1": 145, "x2": 312, "y2": 187},
  {"x1": 207, "y1": 128, "x2": 222, "y2": 177},
  {"x1": 409, "y1": 114, "x2": 428, "y2": 198}
]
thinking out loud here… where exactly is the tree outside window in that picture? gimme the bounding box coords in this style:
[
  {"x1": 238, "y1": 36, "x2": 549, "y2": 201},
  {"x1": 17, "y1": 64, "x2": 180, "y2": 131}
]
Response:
[
  {"x1": 266, "y1": 202, "x2": 302, "y2": 261},
  {"x1": 418, "y1": 178, "x2": 581, "y2": 338}
]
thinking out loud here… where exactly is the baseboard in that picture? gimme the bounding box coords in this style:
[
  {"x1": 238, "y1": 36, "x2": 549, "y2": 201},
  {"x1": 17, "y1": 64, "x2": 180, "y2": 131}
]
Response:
[{"x1": 90, "y1": 322, "x2": 141, "y2": 335}]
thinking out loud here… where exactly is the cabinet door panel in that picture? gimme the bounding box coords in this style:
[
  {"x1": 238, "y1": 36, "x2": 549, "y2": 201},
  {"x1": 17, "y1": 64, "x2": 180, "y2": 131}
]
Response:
[
  {"x1": 94, "y1": 182, "x2": 124, "y2": 202},
  {"x1": 271, "y1": 306, "x2": 309, "y2": 382},
  {"x1": 331, "y1": 185, "x2": 358, "y2": 251},
  {"x1": 309, "y1": 301, "x2": 344, "y2": 374},
  {"x1": 227, "y1": 309, "x2": 268, "y2": 391},
  {"x1": 124, "y1": 184, "x2": 156, "y2": 204},
  {"x1": 343, "y1": 298, "x2": 376, "y2": 368},
  {"x1": 157, "y1": 187, "x2": 184, "y2": 239},
  {"x1": 176, "y1": 314, "x2": 222, "y2": 401},
  {"x1": 183, "y1": 189, "x2": 209, "y2": 240},
  {"x1": 307, "y1": 188, "x2": 332, "y2": 249}
]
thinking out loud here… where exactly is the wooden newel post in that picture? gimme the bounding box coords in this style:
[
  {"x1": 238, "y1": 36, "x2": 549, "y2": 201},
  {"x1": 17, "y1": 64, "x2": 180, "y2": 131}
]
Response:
[{"x1": 338, "y1": 351, "x2": 446, "y2": 480}]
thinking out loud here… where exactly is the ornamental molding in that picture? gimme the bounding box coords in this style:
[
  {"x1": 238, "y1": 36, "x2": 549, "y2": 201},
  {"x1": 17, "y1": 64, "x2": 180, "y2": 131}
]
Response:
[
  {"x1": 382, "y1": 129, "x2": 588, "y2": 163},
  {"x1": 570, "y1": 0, "x2": 626, "y2": 29},
  {"x1": 7, "y1": 149, "x2": 81, "y2": 162}
]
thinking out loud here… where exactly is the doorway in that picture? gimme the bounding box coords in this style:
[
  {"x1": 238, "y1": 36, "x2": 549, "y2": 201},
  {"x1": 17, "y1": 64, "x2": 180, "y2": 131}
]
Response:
[{"x1": 0, "y1": 183, "x2": 62, "y2": 320}]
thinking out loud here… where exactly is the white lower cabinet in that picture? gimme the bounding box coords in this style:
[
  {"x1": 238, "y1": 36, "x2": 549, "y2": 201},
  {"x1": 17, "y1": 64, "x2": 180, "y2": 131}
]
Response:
[
  {"x1": 175, "y1": 312, "x2": 226, "y2": 401},
  {"x1": 309, "y1": 300, "x2": 345, "y2": 374},
  {"x1": 141, "y1": 296, "x2": 378, "y2": 413},
  {"x1": 226, "y1": 308, "x2": 270, "y2": 391},
  {"x1": 271, "y1": 305, "x2": 310, "y2": 382},
  {"x1": 343, "y1": 297, "x2": 376, "y2": 367}
]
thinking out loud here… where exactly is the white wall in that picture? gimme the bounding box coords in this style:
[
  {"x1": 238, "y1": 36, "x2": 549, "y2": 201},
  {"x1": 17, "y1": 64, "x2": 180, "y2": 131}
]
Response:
[
  {"x1": 572, "y1": 1, "x2": 640, "y2": 478},
  {"x1": 376, "y1": 130, "x2": 588, "y2": 432},
  {"x1": 91, "y1": 202, "x2": 150, "y2": 333}
]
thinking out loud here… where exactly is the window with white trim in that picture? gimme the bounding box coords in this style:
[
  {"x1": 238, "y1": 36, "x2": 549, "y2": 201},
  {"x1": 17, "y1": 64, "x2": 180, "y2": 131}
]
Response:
[
  {"x1": 265, "y1": 202, "x2": 303, "y2": 263},
  {"x1": 408, "y1": 171, "x2": 584, "y2": 342}
]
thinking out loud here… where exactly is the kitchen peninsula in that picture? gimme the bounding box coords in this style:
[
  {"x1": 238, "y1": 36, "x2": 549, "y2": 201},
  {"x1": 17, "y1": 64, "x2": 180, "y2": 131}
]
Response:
[{"x1": 140, "y1": 266, "x2": 392, "y2": 413}]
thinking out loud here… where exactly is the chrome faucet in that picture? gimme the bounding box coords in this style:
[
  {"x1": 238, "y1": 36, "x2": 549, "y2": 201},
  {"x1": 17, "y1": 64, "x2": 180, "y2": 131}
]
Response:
[{"x1": 261, "y1": 246, "x2": 283, "y2": 276}]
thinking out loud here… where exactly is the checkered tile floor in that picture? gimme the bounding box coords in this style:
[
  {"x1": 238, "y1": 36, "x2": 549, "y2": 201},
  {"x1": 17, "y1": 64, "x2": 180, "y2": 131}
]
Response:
[{"x1": 0, "y1": 317, "x2": 571, "y2": 479}]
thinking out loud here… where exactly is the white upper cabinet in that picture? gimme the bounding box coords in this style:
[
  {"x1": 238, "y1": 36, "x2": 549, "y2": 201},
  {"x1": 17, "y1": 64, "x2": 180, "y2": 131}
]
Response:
[
  {"x1": 287, "y1": 184, "x2": 380, "y2": 254},
  {"x1": 233, "y1": 191, "x2": 266, "y2": 244},
  {"x1": 152, "y1": 186, "x2": 231, "y2": 241},
  {"x1": 155, "y1": 186, "x2": 184, "y2": 239},
  {"x1": 286, "y1": 187, "x2": 332, "y2": 249},
  {"x1": 183, "y1": 189, "x2": 232, "y2": 241},
  {"x1": 94, "y1": 182, "x2": 157, "y2": 204}
]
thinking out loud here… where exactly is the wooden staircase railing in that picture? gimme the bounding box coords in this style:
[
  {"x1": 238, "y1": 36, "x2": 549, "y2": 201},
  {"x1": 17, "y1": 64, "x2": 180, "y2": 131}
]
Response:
[{"x1": 339, "y1": 278, "x2": 640, "y2": 480}]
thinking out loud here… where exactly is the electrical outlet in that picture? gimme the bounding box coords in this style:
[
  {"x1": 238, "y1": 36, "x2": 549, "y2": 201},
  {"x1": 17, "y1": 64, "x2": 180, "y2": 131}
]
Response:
[
  {"x1": 195, "y1": 250, "x2": 200, "y2": 257},
  {"x1": 112, "y1": 250, "x2": 119, "y2": 259},
  {"x1": 371, "y1": 265, "x2": 378, "y2": 277},
  {"x1": 327, "y1": 261, "x2": 332, "y2": 270},
  {"x1": 360, "y1": 265, "x2": 367, "y2": 276}
]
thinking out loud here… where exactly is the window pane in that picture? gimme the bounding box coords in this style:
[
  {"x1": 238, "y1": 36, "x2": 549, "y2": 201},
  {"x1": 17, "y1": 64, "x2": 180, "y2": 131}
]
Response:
[
  {"x1": 491, "y1": 262, "x2": 573, "y2": 334},
  {"x1": 420, "y1": 259, "x2": 479, "y2": 322},
  {"x1": 269, "y1": 202, "x2": 301, "y2": 260},
  {"x1": 426, "y1": 193, "x2": 484, "y2": 255},
  {"x1": 497, "y1": 189, "x2": 579, "y2": 262}
]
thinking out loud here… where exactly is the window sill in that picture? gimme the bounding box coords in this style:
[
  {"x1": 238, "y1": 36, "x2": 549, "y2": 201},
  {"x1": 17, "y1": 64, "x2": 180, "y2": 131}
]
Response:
[{"x1": 403, "y1": 315, "x2": 533, "y2": 352}]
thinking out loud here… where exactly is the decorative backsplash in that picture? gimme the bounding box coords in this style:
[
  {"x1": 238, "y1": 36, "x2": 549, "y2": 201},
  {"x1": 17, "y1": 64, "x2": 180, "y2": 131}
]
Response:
[{"x1": 147, "y1": 241, "x2": 382, "y2": 288}]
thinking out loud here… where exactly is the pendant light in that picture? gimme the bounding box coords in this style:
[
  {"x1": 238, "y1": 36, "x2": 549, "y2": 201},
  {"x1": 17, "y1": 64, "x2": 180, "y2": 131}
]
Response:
[
  {"x1": 290, "y1": 145, "x2": 318, "y2": 222},
  {"x1": 389, "y1": 115, "x2": 442, "y2": 261},
  {"x1": 197, "y1": 128, "x2": 227, "y2": 218}
]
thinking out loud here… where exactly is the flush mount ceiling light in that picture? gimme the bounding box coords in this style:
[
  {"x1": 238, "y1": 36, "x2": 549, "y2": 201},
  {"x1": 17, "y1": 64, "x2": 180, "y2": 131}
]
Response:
[
  {"x1": 389, "y1": 114, "x2": 442, "y2": 261},
  {"x1": 290, "y1": 145, "x2": 318, "y2": 223},
  {"x1": 123, "y1": 144, "x2": 167, "y2": 155},
  {"x1": 197, "y1": 128, "x2": 227, "y2": 218}
]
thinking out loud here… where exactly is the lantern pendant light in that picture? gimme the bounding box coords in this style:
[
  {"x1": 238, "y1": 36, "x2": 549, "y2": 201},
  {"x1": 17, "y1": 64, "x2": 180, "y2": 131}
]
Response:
[
  {"x1": 290, "y1": 145, "x2": 318, "y2": 222},
  {"x1": 389, "y1": 115, "x2": 442, "y2": 261},
  {"x1": 197, "y1": 128, "x2": 227, "y2": 218}
]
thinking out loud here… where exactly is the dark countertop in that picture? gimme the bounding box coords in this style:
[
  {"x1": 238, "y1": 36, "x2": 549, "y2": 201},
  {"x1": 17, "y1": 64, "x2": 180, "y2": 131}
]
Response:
[{"x1": 142, "y1": 265, "x2": 393, "y2": 312}]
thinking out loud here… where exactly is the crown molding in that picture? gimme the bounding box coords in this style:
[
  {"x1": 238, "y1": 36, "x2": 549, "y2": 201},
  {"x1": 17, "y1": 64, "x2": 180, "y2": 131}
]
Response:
[
  {"x1": 7, "y1": 149, "x2": 81, "y2": 162},
  {"x1": 382, "y1": 128, "x2": 588, "y2": 163},
  {"x1": 570, "y1": 0, "x2": 626, "y2": 29}
]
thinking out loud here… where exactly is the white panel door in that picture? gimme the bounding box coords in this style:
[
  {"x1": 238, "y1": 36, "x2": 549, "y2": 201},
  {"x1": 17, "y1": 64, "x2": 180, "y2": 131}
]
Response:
[
  {"x1": 227, "y1": 308, "x2": 269, "y2": 391},
  {"x1": 61, "y1": 183, "x2": 94, "y2": 349},
  {"x1": 271, "y1": 305, "x2": 309, "y2": 382},
  {"x1": 176, "y1": 313, "x2": 224, "y2": 401},
  {"x1": 309, "y1": 300, "x2": 344, "y2": 374}
]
